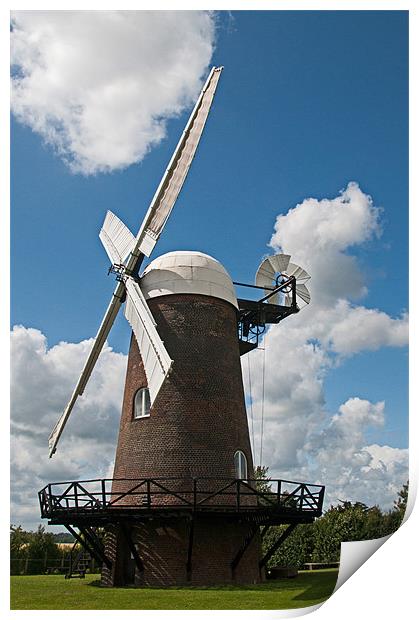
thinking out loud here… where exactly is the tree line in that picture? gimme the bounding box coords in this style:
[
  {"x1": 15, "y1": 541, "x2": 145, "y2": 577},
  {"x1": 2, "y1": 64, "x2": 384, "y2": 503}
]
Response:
[{"x1": 10, "y1": 525, "x2": 77, "y2": 575}]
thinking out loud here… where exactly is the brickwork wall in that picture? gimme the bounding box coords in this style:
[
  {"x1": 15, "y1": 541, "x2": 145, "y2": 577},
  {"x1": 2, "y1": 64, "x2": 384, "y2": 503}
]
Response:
[
  {"x1": 103, "y1": 293, "x2": 261, "y2": 585},
  {"x1": 112, "y1": 294, "x2": 254, "y2": 487},
  {"x1": 101, "y1": 525, "x2": 124, "y2": 587},
  {"x1": 103, "y1": 517, "x2": 262, "y2": 586}
]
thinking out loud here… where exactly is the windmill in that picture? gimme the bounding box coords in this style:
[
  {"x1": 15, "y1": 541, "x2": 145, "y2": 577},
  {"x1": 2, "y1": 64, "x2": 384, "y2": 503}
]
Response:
[{"x1": 40, "y1": 67, "x2": 325, "y2": 587}]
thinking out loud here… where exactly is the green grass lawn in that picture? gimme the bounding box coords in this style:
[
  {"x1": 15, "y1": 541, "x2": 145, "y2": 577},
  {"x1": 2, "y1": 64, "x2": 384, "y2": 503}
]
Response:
[{"x1": 10, "y1": 569, "x2": 338, "y2": 610}]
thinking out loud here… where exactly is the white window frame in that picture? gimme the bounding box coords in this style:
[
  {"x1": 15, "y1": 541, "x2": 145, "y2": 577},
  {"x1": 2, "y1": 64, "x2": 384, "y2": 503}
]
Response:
[
  {"x1": 234, "y1": 450, "x2": 248, "y2": 480},
  {"x1": 133, "y1": 387, "x2": 151, "y2": 419}
]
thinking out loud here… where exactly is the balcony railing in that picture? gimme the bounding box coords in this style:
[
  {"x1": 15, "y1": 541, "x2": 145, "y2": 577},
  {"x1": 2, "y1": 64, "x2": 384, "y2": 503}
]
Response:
[{"x1": 39, "y1": 477, "x2": 325, "y2": 520}]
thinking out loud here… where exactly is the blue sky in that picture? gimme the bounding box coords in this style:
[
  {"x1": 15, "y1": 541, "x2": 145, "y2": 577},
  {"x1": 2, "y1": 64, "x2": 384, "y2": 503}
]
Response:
[{"x1": 10, "y1": 10, "x2": 408, "y2": 525}]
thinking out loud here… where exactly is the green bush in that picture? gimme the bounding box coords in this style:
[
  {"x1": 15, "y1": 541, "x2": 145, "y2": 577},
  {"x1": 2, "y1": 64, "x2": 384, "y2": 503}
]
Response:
[{"x1": 260, "y1": 475, "x2": 408, "y2": 567}]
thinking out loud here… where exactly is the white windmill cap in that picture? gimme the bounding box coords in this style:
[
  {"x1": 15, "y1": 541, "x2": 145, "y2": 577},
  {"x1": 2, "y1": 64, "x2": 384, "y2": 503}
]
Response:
[{"x1": 140, "y1": 251, "x2": 238, "y2": 309}]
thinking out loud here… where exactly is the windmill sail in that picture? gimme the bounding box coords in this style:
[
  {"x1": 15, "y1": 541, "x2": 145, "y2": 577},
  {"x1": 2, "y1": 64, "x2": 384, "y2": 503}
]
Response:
[
  {"x1": 48, "y1": 285, "x2": 125, "y2": 456},
  {"x1": 124, "y1": 278, "x2": 173, "y2": 404},
  {"x1": 135, "y1": 66, "x2": 223, "y2": 258},
  {"x1": 99, "y1": 210, "x2": 135, "y2": 265}
]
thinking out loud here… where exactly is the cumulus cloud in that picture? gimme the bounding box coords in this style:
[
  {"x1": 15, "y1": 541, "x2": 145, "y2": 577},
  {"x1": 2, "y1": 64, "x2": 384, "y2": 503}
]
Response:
[
  {"x1": 265, "y1": 182, "x2": 408, "y2": 359},
  {"x1": 325, "y1": 303, "x2": 408, "y2": 355},
  {"x1": 11, "y1": 325, "x2": 127, "y2": 528},
  {"x1": 309, "y1": 399, "x2": 408, "y2": 508},
  {"x1": 246, "y1": 337, "x2": 408, "y2": 509},
  {"x1": 11, "y1": 11, "x2": 216, "y2": 174},
  {"x1": 270, "y1": 182, "x2": 381, "y2": 304},
  {"x1": 287, "y1": 300, "x2": 409, "y2": 358},
  {"x1": 244, "y1": 183, "x2": 408, "y2": 509}
]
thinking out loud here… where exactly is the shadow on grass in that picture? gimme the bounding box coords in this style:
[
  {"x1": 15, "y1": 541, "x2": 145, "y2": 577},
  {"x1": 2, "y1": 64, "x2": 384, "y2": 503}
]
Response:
[
  {"x1": 87, "y1": 569, "x2": 338, "y2": 598},
  {"x1": 289, "y1": 572, "x2": 338, "y2": 602}
]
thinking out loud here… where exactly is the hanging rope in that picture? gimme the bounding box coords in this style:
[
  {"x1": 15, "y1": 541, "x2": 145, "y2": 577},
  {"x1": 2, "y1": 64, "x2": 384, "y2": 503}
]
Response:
[
  {"x1": 259, "y1": 334, "x2": 267, "y2": 467},
  {"x1": 247, "y1": 353, "x2": 256, "y2": 459}
]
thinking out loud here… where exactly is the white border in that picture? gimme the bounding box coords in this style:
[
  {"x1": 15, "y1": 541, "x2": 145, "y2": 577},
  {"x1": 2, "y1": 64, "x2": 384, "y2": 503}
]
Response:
[{"x1": 4, "y1": 2, "x2": 416, "y2": 618}]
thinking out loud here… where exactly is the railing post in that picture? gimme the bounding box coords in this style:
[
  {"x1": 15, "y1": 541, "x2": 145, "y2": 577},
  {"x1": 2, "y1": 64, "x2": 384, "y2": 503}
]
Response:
[
  {"x1": 146, "y1": 480, "x2": 151, "y2": 508},
  {"x1": 318, "y1": 486, "x2": 325, "y2": 512},
  {"x1": 277, "y1": 480, "x2": 282, "y2": 504},
  {"x1": 193, "y1": 478, "x2": 197, "y2": 511},
  {"x1": 47, "y1": 484, "x2": 52, "y2": 513},
  {"x1": 101, "y1": 479, "x2": 106, "y2": 509},
  {"x1": 299, "y1": 484, "x2": 305, "y2": 511},
  {"x1": 74, "y1": 483, "x2": 78, "y2": 511}
]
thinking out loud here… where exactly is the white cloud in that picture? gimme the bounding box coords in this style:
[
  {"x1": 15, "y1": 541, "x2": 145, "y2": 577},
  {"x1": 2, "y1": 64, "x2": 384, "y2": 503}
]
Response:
[
  {"x1": 270, "y1": 181, "x2": 381, "y2": 304},
  {"x1": 265, "y1": 182, "x2": 408, "y2": 359},
  {"x1": 244, "y1": 183, "x2": 408, "y2": 510},
  {"x1": 10, "y1": 325, "x2": 126, "y2": 528},
  {"x1": 282, "y1": 301, "x2": 408, "y2": 358},
  {"x1": 271, "y1": 182, "x2": 380, "y2": 256},
  {"x1": 311, "y1": 399, "x2": 408, "y2": 509},
  {"x1": 325, "y1": 303, "x2": 408, "y2": 355},
  {"x1": 11, "y1": 11, "x2": 216, "y2": 174},
  {"x1": 333, "y1": 397, "x2": 385, "y2": 428}
]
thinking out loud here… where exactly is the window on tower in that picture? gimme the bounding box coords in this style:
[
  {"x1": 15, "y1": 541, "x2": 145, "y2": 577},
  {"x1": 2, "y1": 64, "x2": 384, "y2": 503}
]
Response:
[
  {"x1": 234, "y1": 450, "x2": 248, "y2": 480},
  {"x1": 133, "y1": 388, "x2": 151, "y2": 419}
]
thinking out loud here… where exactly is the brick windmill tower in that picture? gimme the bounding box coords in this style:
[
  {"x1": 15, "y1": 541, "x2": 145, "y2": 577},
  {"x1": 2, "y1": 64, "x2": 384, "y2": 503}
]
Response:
[{"x1": 41, "y1": 67, "x2": 324, "y2": 586}]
